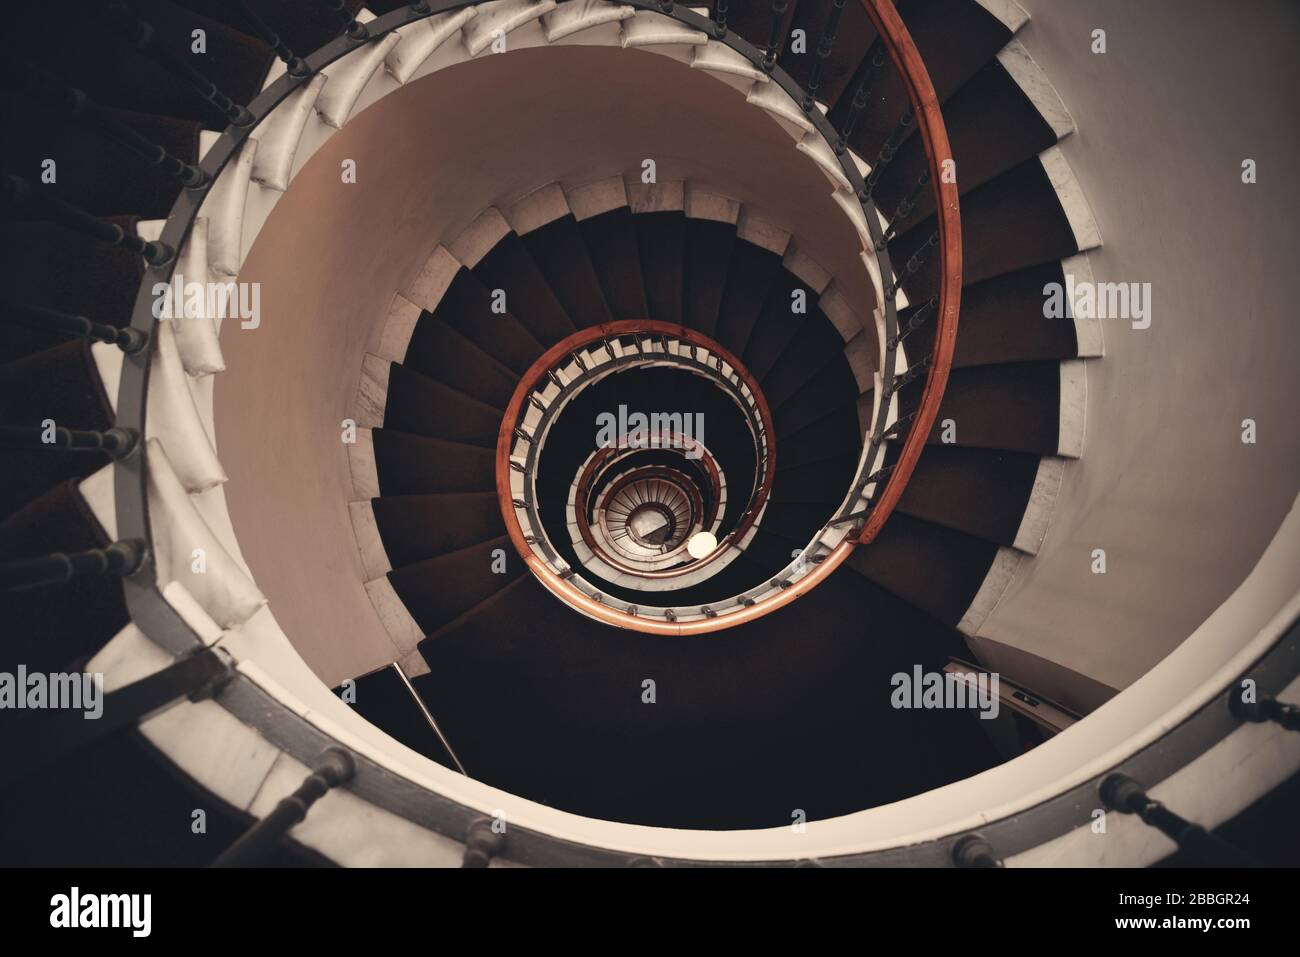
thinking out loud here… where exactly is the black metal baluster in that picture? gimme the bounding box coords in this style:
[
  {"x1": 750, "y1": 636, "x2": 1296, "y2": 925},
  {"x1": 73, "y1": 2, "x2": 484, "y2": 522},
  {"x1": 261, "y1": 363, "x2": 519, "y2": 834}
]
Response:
[
  {"x1": 863, "y1": 462, "x2": 895, "y2": 486},
  {"x1": 3, "y1": 175, "x2": 173, "y2": 265},
  {"x1": 1100, "y1": 773, "x2": 1257, "y2": 867},
  {"x1": 876, "y1": 170, "x2": 930, "y2": 250},
  {"x1": 877, "y1": 410, "x2": 917, "y2": 441},
  {"x1": 884, "y1": 355, "x2": 929, "y2": 396},
  {"x1": 831, "y1": 507, "x2": 868, "y2": 527},
  {"x1": 803, "y1": 0, "x2": 847, "y2": 112},
  {"x1": 886, "y1": 231, "x2": 939, "y2": 299},
  {"x1": 762, "y1": 0, "x2": 789, "y2": 72},
  {"x1": 5, "y1": 62, "x2": 209, "y2": 188},
  {"x1": 1230, "y1": 690, "x2": 1300, "y2": 731},
  {"x1": 712, "y1": 0, "x2": 728, "y2": 38},
  {"x1": 887, "y1": 296, "x2": 938, "y2": 349},
  {"x1": 836, "y1": 42, "x2": 885, "y2": 154},
  {"x1": 462, "y1": 817, "x2": 506, "y2": 868},
  {"x1": 0, "y1": 425, "x2": 140, "y2": 457},
  {"x1": 859, "y1": 108, "x2": 914, "y2": 202},
  {"x1": 212, "y1": 749, "x2": 355, "y2": 867},
  {"x1": 5, "y1": 303, "x2": 148, "y2": 354},
  {"x1": 96, "y1": 1, "x2": 255, "y2": 125},
  {"x1": 226, "y1": 0, "x2": 310, "y2": 78},
  {"x1": 952, "y1": 834, "x2": 1002, "y2": 868},
  {"x1": 0, "y1": 648, "x2": 234, "y2": 790},
  {"x1": 323, "y1": 0, "x2": 370, "y2": 41},
  {"x1": 0, "y1": 539, "x2": 147, "y2": 592}
]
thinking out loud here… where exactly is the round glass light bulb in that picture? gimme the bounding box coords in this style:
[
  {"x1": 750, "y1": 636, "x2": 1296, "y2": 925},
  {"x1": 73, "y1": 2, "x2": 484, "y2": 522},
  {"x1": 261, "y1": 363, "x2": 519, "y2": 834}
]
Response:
[{"x1": 686, "y1": 531, "x2": 717, "y2": 560}]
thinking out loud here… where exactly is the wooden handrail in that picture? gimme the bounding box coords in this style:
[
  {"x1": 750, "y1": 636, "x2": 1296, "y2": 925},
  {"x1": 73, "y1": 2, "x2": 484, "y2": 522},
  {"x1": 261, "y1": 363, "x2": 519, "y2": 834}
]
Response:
[
  {"x1": 495, "y1": 320, "x2": 775, "y2": 541},
  {"x1": 495, "y1": 320, "x2": 781, "y2": 631},
  {"x1": 855, "y1": 0, "x2": 962, "y2": 544}
]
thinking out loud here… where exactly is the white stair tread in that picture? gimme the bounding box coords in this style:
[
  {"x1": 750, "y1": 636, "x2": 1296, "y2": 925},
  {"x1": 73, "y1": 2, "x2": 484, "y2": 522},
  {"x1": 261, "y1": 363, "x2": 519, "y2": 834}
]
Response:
[
  {"x1": 462, "y1": 0, "x2": 558, "y2": 56},
  {"x1": 621, "y1": 9, "x2": 709, "y2": 48},
  {"x1": 135, "y1": 217, "x2": 224, "y2": 376},
  {"x1": 404, "y1": 246, "x2": 462, "y2": 313},
  {"x1": 80, "y1": 441, "x2": 266, "y2": 628},
  {"x1": 782, "y1": 242, "x2": 832, "y2": 294},
  {"x1": 542, "y1": 1, "x2": 635, "y2": 42},
  {"x1": 746, "y1": 81, "x2": 817, "y2": 138},
  {"x1": 317, "y1": 30, "x2": 402, "y2": 129},
  {"x1": 796, "y1": 129, "x2": 852, "y2": 193},
  {"x1": 684, "y1": 183, "x2": 739, "y2": 223},
  {"x1": 735, "y1": 206, "x2": 790, "y2": 256},
  {"x1": 92, "y1": 318, "x2": 227, "y2": 493},
  {"x1": 199, "y1": 133, "x2": 257, "y2": 278},
  {"x1": 251, "y1": 73, "x2": 327, "y2": 191},
  {"x1": 448, "y1": 208, "x2": 511, "y2": 267},
  {"x1": 690, "y1": 40, "x2": 769, "y2": 83},
  {"x1": 386, "y1": 8, "x2": 480, "y2": 83},
  {"x1": 566, "y1": 175, "x2": 629, "y2": 221},
  {"x1": 503, "y1": 182, "x2": 571, "y2": 235},
  {"x1": 818, "y1": 279, "x2": 869, "y2": 344}
]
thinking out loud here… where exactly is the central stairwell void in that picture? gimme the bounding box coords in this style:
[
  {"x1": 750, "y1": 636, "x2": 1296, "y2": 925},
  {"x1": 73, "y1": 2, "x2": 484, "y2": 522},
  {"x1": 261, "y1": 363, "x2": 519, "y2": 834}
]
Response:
[{"x1": 1, "y1": 0, "x2": 1296, "y2": 866}]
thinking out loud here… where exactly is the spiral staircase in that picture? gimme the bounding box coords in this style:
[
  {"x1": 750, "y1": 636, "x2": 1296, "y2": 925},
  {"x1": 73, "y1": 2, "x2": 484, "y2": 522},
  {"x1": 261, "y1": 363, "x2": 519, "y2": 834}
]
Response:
[{"x1": 0, "y1": 0, "x2": 1297, "y2": 866}]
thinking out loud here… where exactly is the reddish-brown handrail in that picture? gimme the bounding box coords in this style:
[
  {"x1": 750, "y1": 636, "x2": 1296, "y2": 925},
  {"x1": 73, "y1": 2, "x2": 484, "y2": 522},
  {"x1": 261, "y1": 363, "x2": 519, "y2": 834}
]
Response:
[
  {"x1": 496, "y1": 320, "x2": 805, "y2": 633},
  {"x1": 855, "y1": 0, "x2": 962, "y2": 544},
  {"x1": 493, "y1": 319, "x2": 769, "y2": 566}
]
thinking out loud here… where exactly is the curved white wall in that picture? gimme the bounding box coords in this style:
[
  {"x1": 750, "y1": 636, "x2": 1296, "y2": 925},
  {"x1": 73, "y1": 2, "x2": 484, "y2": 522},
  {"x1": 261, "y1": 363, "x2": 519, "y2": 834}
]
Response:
[
  {"x1": 215, "y1": 43, "x2": 874, "y2": 685},
  {"x1": 968, "y1": 0, "x2": 1300, "y2": 697}
]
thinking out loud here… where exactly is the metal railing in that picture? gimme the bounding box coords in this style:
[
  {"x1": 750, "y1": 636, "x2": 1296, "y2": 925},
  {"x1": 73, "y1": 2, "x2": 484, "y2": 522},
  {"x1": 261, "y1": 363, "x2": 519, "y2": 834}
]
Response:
[{"x1": 498, "y1": 322, "x2": 772, "y2": 613}]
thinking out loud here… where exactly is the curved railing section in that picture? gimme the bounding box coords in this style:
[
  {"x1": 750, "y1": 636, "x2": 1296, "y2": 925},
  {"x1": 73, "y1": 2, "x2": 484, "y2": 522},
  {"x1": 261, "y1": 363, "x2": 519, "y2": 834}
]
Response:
[
  {"x1": 497, "y1": 321, "x2": 782, "y2": 628},
  {"x1": 849, "y1": 0, "x2": 962, "y2": 546}
]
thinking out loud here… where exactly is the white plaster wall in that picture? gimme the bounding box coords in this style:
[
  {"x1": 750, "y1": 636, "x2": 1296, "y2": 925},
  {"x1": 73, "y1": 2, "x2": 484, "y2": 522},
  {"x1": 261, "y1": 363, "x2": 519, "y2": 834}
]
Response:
[
  {"x1": 971, "y1": 0, "x2": 1300, "y2": 694},
  {"x1": 215, "y1": 44, "x2": 873, "y2": 686}
]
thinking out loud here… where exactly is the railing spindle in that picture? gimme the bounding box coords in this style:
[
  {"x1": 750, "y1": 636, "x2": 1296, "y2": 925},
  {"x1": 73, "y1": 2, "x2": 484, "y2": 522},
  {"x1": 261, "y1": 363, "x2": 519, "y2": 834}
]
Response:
[
  {"x1": 5, "y1": 62, "x2": 209, "y2": 188},
  {"x1": 803, "y1": 0, "x2": 848, "y2": 111},
  {"x1": 3, "y1": 174, "x2": 173, "y2": 265},
  {"x1": 762, "y1": 0, "x2": 789, "y2": 72},
  {"x1": 886, "y1": 231, "x2": 939, "y2": 299},
  {"x1": 212, "y1": 749, "x2": 355, "y2": 867},
  {"x1": 876, "y1": 170, "x2": 930, "y2": 250},
  {"x1": 888, "y1": 295, "x2": 938, "y2": 349},
  {"x1": 860, "y1": 107, "x2": 914, "y2": 202},
  {"x1": 1100, "y1": 773, "x2": 1256, "y2": 866},
  {"x1": 98, "y1": 1, "x2": 254, "y2": 125},
  {"x1": 1, "y1": 425, "x2": 140, "y2": 457},
  {"x1": 1230, "y1": 691, "x2": 1300, "y2": 731},
  {"x1": 323, "y1": 0, "x2": 370, "y2": 41},
  {"x1": 952, "y1": 834, "x2": 1002, "y2": 868},
  {"x1": 712, "y1": 0, "x2": 728, "y2": 38},
  {"x1": 226, "y1": 0, "x2": 310, "y2": 78},
  {"x1": 5, "y1": 302, "x2": 149, "y2": 354},
  {"x1": 0, "y1": 539, "x2": 147, "y2": 592},
  {"x1": 462, "y1": 817, "x2": 506, "y2": 867},
  {"x1": 836, "y1": 42, "x2": 885, "y2": 154},
  {"x1": 884, "y1": 355, "x2": 930, "y2": 397}
]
